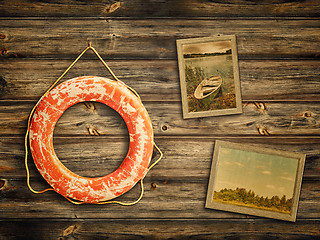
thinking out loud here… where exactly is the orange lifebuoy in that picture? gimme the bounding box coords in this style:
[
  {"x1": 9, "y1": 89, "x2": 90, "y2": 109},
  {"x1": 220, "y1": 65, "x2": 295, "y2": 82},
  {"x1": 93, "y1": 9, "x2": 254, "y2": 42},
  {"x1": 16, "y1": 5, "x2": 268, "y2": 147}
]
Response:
[{"x1": 29, "y1": 76, "x2": 154, "y2": 203}]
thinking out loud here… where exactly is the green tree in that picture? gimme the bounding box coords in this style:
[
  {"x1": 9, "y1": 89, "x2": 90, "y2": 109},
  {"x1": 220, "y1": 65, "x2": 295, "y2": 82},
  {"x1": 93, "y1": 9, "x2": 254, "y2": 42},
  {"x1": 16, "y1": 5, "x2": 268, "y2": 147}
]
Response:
[
  {"x1": 213, "y1": 188, "x2": 292, "y2": 213},
  {"x1": 280, "y1": 195, "x2": 287, "y2": 205}
]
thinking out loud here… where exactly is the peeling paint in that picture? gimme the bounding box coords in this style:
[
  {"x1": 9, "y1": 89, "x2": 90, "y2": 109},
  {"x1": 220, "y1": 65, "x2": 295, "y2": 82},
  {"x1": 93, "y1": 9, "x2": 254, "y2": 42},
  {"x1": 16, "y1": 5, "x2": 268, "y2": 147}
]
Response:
[{"x1": 29, "y1": 76, "x2": 154, "y2": 203}]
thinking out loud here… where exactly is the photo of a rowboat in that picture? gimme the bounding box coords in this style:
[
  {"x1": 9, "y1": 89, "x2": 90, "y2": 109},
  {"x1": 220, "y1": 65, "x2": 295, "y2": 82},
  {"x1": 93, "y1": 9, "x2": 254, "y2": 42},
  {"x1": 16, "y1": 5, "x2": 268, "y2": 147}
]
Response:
[
  {"x1": 194, "y1": 75, "x2": 222, "y2": 100},
  {"x1": 176, "y1": 35, "x2": 242, "y2": 118}
]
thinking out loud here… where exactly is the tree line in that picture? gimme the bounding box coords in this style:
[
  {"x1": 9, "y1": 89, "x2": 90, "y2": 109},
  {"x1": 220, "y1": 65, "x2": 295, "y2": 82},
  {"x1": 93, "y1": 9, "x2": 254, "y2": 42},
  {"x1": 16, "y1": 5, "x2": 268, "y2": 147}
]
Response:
[
  {"x1": 184, "y1": 49, "x2": 232, "y2": 58},
  {"x1": 213, "y1": 187, "x2": 292, "y2": 213}
]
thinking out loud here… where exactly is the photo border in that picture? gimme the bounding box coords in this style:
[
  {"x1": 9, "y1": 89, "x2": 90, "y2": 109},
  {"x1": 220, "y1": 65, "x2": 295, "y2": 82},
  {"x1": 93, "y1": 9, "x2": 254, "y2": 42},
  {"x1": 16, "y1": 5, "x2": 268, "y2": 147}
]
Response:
[
  {"x1": 205, "y1": 140, "x2": 306, "y2": 222},
  {"x1": 176, "y1": 35, "x2": 242, "y2": 119}
]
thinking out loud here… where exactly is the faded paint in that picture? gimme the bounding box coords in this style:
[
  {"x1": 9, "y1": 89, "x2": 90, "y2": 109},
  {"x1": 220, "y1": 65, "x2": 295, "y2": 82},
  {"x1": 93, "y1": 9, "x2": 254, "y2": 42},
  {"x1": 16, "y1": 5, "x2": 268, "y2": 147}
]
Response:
[{"x1": 29, "y1": 76, "x2": 154, "y2": 203}]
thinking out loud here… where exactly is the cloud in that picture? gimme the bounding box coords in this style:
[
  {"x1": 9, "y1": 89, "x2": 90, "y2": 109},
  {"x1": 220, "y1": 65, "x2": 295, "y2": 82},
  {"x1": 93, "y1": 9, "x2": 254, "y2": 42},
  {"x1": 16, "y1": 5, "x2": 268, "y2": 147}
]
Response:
[
  {"x1": 220, "y1": 148, "x2": 231, "y2": 155},
  {"x1": 218, "y1": 161, "x2": 231, "y2": 167},
  {"x1": 234, "y1": 162, "x2": 244, "y2": 167},
  {"x1": 255, "y1": 165, "x2": 266, "y2": 170},
  {"x1": 266, "y1": 184, "x2": 275, "y2": 189},
  {"x1": 219, "y1": 160, "x2": 243, "y2": 168},
  {"x1": 279, "y1": 187, "x2": 285, "y2": 193},
  {"x1": 261, "y1": 170, "x2": 271, "y2": 175},
  {"x1": 280, "y1": 176, "x2": 295, "y2": 182}
]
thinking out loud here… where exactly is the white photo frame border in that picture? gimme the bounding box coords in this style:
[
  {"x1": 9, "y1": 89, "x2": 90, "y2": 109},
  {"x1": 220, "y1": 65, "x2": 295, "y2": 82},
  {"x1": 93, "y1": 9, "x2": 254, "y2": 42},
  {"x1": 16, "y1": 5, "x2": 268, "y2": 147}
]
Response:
[
  {"x1": 206, "y1": 140, "x2": 306, "y2": 222},
  {"x1": 176, "y1": 35, "x2": 242, "y2": 119}
]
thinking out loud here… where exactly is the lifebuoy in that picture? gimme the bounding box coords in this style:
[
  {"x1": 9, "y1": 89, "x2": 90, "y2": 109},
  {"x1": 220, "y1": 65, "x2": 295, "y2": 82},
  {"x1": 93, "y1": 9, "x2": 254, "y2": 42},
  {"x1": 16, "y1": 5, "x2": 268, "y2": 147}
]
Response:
[{"x1": 29, "y1": 76, "x2": 154, "y2": 203}]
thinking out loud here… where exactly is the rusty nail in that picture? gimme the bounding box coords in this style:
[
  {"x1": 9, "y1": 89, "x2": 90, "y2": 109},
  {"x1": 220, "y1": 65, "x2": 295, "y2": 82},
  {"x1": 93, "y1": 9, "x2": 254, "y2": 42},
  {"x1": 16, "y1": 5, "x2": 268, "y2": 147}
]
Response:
[{"x1": 161, "y1": 125, "x2": 168, "y2": 131}]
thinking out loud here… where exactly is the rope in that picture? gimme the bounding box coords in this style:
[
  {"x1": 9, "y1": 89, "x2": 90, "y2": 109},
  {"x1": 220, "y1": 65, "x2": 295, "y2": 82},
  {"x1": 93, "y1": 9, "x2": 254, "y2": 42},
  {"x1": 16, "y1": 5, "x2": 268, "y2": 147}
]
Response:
[
  {"x1": 25, "y1": 42, "x2": 163, "y2": 205},
  {"x1": 64, "y1": 143, "x2": 163, "y2": 205}
]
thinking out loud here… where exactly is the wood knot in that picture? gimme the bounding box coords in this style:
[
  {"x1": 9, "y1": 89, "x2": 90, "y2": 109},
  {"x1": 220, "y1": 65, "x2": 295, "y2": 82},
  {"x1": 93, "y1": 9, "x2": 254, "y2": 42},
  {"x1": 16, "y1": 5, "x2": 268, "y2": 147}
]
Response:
[
  {"x1": 83, "y1": 102, "x2": 96, "y2": 112},
  {"x1": 257, "y1": 125, "x2": 270, "y2": 136},
  {"x1": 62, "y1": 224, "x2": 79, "y2": 237},
  {"x1": 151, "y1": 182, "x2": 157, "y2": 190},
  {"x1": 0, "y1": 48, "x2": 22, "y2": 58},
  {"x1": 103, "y1": 1, "x2": 121, "y2": 15},
  {"x1": 0, "y1": 76, "x2": 8, "y2": 98},
  {"x1": 1, "y1": 48, "x2": 7, "y2": 55},
  {"x1": 303, "y1": 111, "x2": 312, "y2": 118},
  {"x1": 254, "y1": 102, "x2": 267, "y2": 111},
  {"x1": 0, "y1": 34, "x2": 6, "y2": 39},
  {"x1": 87, "y1": 125, "x2": 100, "y2": 136},
  {"x1": 0, "y1": 178, "x2": 7, "y2": 191}
]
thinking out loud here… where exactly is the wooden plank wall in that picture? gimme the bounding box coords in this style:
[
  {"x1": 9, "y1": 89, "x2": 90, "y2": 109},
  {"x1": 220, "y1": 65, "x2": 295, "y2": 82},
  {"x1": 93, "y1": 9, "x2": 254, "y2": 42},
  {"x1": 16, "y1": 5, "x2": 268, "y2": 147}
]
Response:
[{"x1": 0, "y1": 0, "x2": 320, "y2": 239}]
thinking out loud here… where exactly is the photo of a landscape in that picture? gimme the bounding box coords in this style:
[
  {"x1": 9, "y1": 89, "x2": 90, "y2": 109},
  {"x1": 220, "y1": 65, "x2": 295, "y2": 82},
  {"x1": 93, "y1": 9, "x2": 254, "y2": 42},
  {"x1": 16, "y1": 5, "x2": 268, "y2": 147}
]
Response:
[
  {"x1": 212, "y1": 147, "x2": 299, "y2": 214},
  {"x1": 182, "y1": 40, "x2": 236, "y2": 113},
  {"x1": 177, "y1": 36, "x2": 242, "y2": 118}
]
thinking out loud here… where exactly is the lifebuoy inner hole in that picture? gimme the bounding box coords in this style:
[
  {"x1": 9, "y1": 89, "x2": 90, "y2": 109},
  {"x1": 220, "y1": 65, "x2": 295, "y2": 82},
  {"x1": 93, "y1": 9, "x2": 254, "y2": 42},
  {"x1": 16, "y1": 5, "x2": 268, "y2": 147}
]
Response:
[{"x1": 53, "y1": 101, "x2": 130, "y2": 178}]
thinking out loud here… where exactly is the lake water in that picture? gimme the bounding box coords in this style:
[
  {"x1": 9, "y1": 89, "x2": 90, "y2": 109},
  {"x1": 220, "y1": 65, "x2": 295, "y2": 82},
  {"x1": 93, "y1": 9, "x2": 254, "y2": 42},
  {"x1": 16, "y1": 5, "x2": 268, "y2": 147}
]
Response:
[{"x1": 184, "y1": 54, "x2": 235, "y2": 94}]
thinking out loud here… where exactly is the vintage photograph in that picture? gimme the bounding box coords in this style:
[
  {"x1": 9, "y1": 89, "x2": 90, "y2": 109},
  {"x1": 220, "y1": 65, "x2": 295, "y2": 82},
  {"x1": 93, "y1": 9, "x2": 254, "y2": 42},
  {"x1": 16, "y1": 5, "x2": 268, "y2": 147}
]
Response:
[
  {"x1": 177, "y1": 35, "x2": 242, "y2": 119},
  {"x1": 206, "y1": 141, "x2": 306, "y2": 222}
]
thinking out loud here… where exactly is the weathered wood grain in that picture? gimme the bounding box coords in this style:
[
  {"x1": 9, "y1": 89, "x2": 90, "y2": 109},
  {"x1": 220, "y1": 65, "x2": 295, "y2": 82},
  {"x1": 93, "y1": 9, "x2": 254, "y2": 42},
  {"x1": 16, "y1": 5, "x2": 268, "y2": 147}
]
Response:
[
  {"x1": 2, "y1": 135, "x2": 318, "y2": 220},
  {"x1": 0, "y1": 219, "x2": 320, "y2": 240},
  {"x1": 0, "y1": 177, "x2": 318, "y2": 219},
  {"x1": 1, "y1": 137, "x2": 320, "y2": 179},
  {"x1": 1, "y1": 0, "x2": 320, "y2": 18},
  {"x1": 1, "y1": 59, "x2": 319, "y2": 101},
  {"x1": 1, "y1": 0, "x2": 319, "y2": 237},
  {"x1": 1, "y1": 101, "x2": 320, "y2": 136},
  {"x1": 1, "y1": 19, "x2": 319, "y2": 60}
]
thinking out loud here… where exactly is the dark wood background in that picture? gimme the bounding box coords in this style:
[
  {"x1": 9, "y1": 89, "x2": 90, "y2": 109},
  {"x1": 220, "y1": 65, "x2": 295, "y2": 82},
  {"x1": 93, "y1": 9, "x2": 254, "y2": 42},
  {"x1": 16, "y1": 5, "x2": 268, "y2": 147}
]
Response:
[{"x1": 1, "y1": 0, "x2": 320, "y2": 239}]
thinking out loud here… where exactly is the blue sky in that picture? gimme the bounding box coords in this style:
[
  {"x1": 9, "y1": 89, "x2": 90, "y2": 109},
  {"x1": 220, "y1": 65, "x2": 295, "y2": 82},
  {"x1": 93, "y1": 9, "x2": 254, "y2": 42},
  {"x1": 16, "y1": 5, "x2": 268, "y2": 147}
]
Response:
[{"x1": 213, "y1": 147, "x2": 298, "y2": 199}]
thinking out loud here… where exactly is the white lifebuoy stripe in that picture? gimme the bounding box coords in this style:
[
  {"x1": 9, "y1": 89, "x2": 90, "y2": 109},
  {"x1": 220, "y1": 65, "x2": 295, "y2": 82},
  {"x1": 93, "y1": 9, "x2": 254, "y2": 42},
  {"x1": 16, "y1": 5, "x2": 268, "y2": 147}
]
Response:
[{"x1": 29, "y1": 76, "x2": 154, "y2": 203}]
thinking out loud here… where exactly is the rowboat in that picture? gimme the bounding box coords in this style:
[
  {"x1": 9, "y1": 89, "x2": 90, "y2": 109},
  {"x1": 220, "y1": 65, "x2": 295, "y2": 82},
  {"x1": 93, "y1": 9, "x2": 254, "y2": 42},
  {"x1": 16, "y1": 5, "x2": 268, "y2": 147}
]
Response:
[{"x1": 194, "y1": 75, "x2": 222, "y2": 100}]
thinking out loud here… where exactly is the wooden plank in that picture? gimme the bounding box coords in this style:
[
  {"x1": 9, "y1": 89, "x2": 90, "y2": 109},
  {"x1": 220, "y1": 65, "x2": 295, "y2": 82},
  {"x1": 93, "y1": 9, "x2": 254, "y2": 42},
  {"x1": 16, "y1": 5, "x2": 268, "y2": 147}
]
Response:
[
  {"x1": 1, "y1": 136, "x2": 319, "y2": 220},
  {"x1": 0, "y1": 177, "x2": 318, "y2": 219},
  {"x1": 1, "y1": 137, "x2": 319, "y2": 179},
  {"x1": 0, "y1": 219, "x2": 319, "y2": 239},
  {"x1": 1, "y1": 0, "x2": 320, "y2": 18},
  {"x1": 1, "y1": 137, "x2": 319, "y2": 219},
  {"x1": 1, "y1": 59, "x2": 320, "y2": 101},
  {"x1": 1, "y1": 101, "x2": 320, "y2": 136},
  {"x1": 1, "y1": 19, "x2": 319, "y2": 60},
  {"x1": 0, "y1": 0, "x2": 318, "y2": 238}
]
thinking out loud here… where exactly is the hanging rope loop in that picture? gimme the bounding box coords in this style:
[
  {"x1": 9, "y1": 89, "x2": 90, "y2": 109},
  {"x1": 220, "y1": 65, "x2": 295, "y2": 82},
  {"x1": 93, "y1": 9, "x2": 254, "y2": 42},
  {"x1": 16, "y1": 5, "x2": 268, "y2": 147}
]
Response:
[{"x1": 25, "y1": 43, "x2": 163, "y2": 205}]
